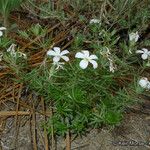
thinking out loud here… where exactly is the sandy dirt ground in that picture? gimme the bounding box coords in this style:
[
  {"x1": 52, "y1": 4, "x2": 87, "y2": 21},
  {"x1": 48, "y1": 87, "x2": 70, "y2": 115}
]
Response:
[{"x1": 1, "y1": 109, "x2": 150, "y2": 150}]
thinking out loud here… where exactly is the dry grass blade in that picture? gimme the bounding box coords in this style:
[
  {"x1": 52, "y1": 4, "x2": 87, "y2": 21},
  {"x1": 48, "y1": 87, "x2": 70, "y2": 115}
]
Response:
[
  {"x1": 0, "y1": 111, "x2": 31, "y2": 116},
  {"x1": 0, "y1": 84, "x2": 20, "y2": 102},
  {"x1": 66, "y1": 129, "x2": 71, "y2": 150},
  {"x1": 13, "y1": 84, "x2": 23, "y2": 149},
  {"x1": 4, "y1": 98, "x2": 52, "y2": 116},
  {"x1": 50, "y1": 107, "x2": 55, "y2": 150},
  {"x1": 41, "y1": 97, "x2": 49, "y2": 150},
  {"x1": 32, "y1": 112, "x2": 38, "y2": 150},
  {"x1": 30, "y1": 93, "x2": 38, "y2": 150}
]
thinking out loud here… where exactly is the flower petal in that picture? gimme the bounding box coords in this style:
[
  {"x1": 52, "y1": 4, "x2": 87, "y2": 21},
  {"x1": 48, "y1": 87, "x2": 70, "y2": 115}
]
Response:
[
  {"x1": 53, "y1": 56, "x2": 60, "y2": 62},
  {"x1": 142, "y1": 48, "x2": 148, "y2": 53},
  {"x1": 61, "y1": 56, "x2": 69, "y2": 62},
  {"x1": 60, "y1": 50, "x2": 69, "y2": 56},
  {"x1": 129, "y1": 33, "x2": 134, "y2": 41},
  {"x1": 79, "y1": 60, "x2": 88, "y2": 69},
  {"x1": 129, "y1": 32, "x2": 139, "y2": 42},
  {"x1": 147, "y1": 82, "x2": 150, "y2": 90},
  {"x1": 0, "y1": 31, "x2": 3, "y2": 37},
  {"x1": 148, "y1": 51, "x2": 150, "y2": 56},
  {"x1": 82, "y1": 50, "x2": 89, "y2": 57},
  {"x1": 90, "y1": 19, "x2": 101, "y2": 24},
  {"x1": 135, "y1": 33, "x2": 139, "y2": 42},
  {"x1": 136, "y1": 50, "x2": 144, "y2": 54},
  {"x1": 89, "y1": 60, "x2": 98, "y2": 69},
  {"x1": 0, "y1": 27, "x2": 6, "y2": 31},
  {"x1": 53, "y1": 47, "x2": 61, "y2": 54},
  {"x1": 75, "y1": 52, "x2": 85, "y2": 59},
  {"x1": 139, "y1": 77, "x2": 149, "y2": 88},
  {"x1": 89, "y1": 54, "x2": 98, "y2": 60},
  {"x1": 141, "y1": 53, "x2": 148, "y2": 60},
  {"x1": 47, "y1": 50, "x2": 56, "y2": 56},
  {"x1": 7, "y1": 44, "x2": 16, "y2": 52}
]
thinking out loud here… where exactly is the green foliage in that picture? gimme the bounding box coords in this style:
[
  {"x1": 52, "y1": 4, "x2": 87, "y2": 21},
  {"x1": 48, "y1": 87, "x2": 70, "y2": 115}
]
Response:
[
  {"x1": 0, "y1": 37, "x2": 12, "y2": 48},
  {"x1": 1, "y1": 0, "x2": 149, "y2": 138},
  {"x1": 0, "y1": 0, "x2": 23, "y2": 17},
  {"x1": 18, "y1": 24, "x2": 51, "y2": 49},
  {"x1": 0, "y1": 0, "x2": 23, "y2": 29},
  {"x1": 2, "y1": 48, "x2": 27, "y2": 76},
  {"x1": 19, "y1": 23, "x2": 47, "y2": 38},
  {"x1": 20, "y1": 58, "x2": 137, "y2": 136}
]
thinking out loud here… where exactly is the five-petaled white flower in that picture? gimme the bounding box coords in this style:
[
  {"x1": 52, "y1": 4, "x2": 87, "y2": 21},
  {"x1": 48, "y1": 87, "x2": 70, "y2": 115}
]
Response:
[
  {"x1": 75, "y1": 50, "x2": 98, "y2": 69},
  {"x1": 136, "y1": 48, "x2": 150, "y2": 60},
  {"x1": 129, "y1": 31, "x2": 139, "y2": 43},
  {"x1": 0, "y1": 27, "x2": 6, "y2": 37},
  {"x1": 47, "y1": 47, "x2": 69, "y2": 62},
  {"x1": 139, "y1": 77, "x2": 150, "y2": 90},
  {"x1": 90, "y1": 19, "x2": 101, "y2": 24}
]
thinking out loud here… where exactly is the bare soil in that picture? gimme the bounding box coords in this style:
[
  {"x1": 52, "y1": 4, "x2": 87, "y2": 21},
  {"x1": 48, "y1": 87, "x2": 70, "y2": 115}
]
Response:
[{"x1": 1, "y1": 104, "x2": 150, "y2": 150}]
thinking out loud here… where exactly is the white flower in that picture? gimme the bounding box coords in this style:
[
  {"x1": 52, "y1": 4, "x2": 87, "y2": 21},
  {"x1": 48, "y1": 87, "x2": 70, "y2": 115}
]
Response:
[
  {"x1": 0, "y1": 27, "x2": 6, "y2": 37},
  {"x1": 47, "y1": 47, "x2": 69, "y2": 62},
  {"x1": 53, "y1": 62, "x2": 65, "y2": 70},
  {"x1": 7, "y1": 43, "x2": 27, "y2": 59},
  {"x1": 7, "y1": 43, "x2": 16, "y2": 57},
  {"x1": 90, "y1": 19, "x2": 101, "y2": 24},
  {"x1": 7, "y1": 43, "x2": 16, "y2": 52},
  {"x1": 109, "y1": 60, "x2": 116, "y2": 73},
  {"x1": 138, "y1": 77, "x2": 150, "y2": 90},
  {"x1": 129, "y1": 31, "x2": 139, "y2": 42},
  {"x1": 101, "y1": 47, "x2": 117, "y2": 73},
  {"x1": 136, "y1": 48, "x2": 150, "y2": 60},
  {"x1": 75, "y1": 50, "x2": 98, "y2": 69}
]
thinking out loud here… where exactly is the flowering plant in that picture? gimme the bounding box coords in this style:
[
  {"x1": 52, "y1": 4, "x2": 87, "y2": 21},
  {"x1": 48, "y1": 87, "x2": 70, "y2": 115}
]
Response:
[
  {"x1": 75, "y1": 50, "x2": 98, "y2": 69},
  {"x1": 0, "y1": 0, "x2": 23, "y2": 28},
  {"x1": 129, "y1": 31, "x2": 139, "y2": 43},
  {"x1": 139, "y1": 77, "x2": 150, "y2": 90},
  {"x1": 136, "y1": 48, "x2": 150, "y2": 60},
  {"x1": 47, "y1": 47, "x2": 69, "y2": 62}
]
